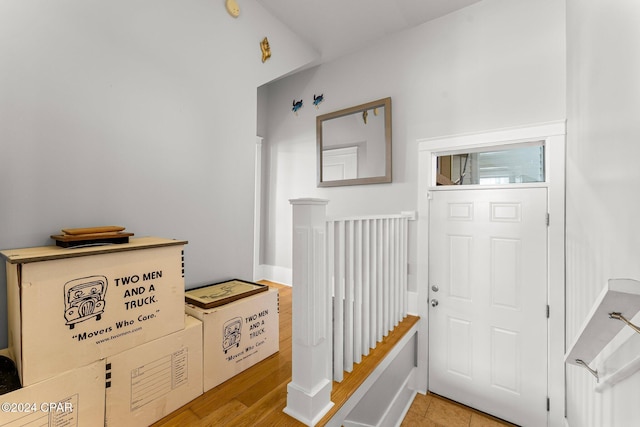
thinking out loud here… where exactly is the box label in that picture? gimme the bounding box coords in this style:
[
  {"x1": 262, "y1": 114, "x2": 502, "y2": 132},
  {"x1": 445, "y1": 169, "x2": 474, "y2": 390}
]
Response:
[
  {"x1": 130, "y1": 348, "x2": 189, "y2": 411},
  {"x1": 64, "y1": 269, "x2": 165, "y2": 344},
  {"x1": 222, "y1": 308, "x2": 272, "y2": 364}
]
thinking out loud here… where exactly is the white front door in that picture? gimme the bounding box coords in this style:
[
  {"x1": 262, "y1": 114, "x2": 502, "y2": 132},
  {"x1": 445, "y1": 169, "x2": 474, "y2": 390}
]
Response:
[{"x1": 428, "y1": 187, "x2": 548, "y2": 426}]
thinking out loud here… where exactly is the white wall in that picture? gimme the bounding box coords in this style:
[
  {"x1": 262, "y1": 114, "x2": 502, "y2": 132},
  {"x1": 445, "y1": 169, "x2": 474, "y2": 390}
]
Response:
[
  {"x1": 259, "y1": 0, "x2": 566, "y2": 289},
  {"x1": 0, "y1": 0, "x2": 317, "y2": 348},
  {"x1": 566, "y1": 1, "x2": 640, "y2": 425}
]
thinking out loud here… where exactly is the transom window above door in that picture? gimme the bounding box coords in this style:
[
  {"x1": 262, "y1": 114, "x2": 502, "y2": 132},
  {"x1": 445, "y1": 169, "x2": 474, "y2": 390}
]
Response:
[{"x1": 436, "y1": 142, "x2": 545, "y2": 186}]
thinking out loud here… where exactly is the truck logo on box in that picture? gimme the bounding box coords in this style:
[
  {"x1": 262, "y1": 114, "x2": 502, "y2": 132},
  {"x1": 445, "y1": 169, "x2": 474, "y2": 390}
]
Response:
[
  {"x1": 222, "y1": 317, "x2": 242, "y2": 353},
  {"x1": 64, "y1": 276, "x2": 108, "y2": 329}
]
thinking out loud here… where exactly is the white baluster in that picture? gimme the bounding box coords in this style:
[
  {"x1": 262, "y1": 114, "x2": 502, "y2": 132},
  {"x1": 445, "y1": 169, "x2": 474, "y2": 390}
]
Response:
[
  {"x1": 403, "y1": 218, "x2": 409, "y2": 316},
  {"x1": 354, "y1": 219, "x2": 363, "y2": 364},
  {"x1": 383, "y1": 218, "x2": 390, "y2": 336},
  {"x1": 326, "y1": 220, "x2": 335, "y2": 381},
  {"x1": 376, "y1": 219, "x2": 384, "y2": 343},
  {"x1": 344, "y1": 220, "x2": 354, "y2": 373},
  {"x1": 334, "y1": 220, "x2": 345, "y2": 381},
  {"x1": 390, "y1": 218, "x2": 397, "y2": 328},
  {"x1": 362, "y1": 219, "x2": 371, "y2": 356}
]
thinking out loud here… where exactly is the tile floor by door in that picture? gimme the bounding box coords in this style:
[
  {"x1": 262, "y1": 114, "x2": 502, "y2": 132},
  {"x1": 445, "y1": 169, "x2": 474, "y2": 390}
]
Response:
[{"x1": 401, "y1": 393, "x2": 518, "y2": 427}]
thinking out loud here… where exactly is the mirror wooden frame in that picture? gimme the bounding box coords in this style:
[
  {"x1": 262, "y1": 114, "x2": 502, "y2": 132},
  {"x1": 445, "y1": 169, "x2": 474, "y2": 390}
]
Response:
[{"x1": 316, "y1": 97, "x2": 392, "y2": 187}]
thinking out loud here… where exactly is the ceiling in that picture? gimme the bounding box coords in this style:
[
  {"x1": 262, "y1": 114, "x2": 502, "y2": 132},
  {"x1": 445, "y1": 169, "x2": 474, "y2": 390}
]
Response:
[{"x1": 255, "y1": 0, "x2": 482, "y2": 63}]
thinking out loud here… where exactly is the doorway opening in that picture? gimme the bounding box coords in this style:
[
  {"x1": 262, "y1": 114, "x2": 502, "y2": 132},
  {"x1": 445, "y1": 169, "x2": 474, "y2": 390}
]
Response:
[{"x1": 414, "y1": 122, "x2": 566, "y2": 426}]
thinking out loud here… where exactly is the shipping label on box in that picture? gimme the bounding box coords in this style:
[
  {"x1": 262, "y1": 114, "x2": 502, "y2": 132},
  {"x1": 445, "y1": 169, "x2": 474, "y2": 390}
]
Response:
[
  {"x1": 105, "y1": 315, "x2": 203, "y2": 427},
  {"x1": 186, "y1": 287, "x2": 279, "y2": 392},
  {"x1": 0, "y1": 356, "x2": 105, "y2": 427},
  {"x1": 4, "y1": 240, "x2": 186, "y2": 386}
]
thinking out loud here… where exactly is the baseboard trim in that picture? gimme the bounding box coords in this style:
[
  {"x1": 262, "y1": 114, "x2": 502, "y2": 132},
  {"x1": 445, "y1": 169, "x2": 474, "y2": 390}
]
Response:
[{"x1": 255, "y1": 264, "x2": 292, "y2": 286}]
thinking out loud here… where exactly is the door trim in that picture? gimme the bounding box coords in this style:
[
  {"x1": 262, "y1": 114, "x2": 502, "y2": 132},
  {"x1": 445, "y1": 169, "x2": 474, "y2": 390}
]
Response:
[{"x1": 414, "y1": 121, "x2": 566, "y2": 427}]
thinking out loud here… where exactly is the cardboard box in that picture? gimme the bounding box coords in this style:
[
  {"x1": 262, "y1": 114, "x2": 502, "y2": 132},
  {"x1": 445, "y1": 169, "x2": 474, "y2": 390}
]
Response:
[
  {"x1": 0, "y1": 352, "x2": 105, "y2": 427},
  {"x1": 185, "y1": 287, "x2": 279, "y2": 392},
  {"x1": 1, "y1": 237, "x2": 187, "y2": 386},
  {"x1": 105, "y1": 315, "x2": 203, "y2": 427}
]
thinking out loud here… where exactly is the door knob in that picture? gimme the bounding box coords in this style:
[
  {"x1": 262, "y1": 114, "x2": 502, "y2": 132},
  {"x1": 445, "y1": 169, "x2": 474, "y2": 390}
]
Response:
[
  {"x1": 431, "y1": 299, "x2": 439, "y2": 307},
  {"x1": 431, "y1": 285, "x2": 439, "y2": 292}
]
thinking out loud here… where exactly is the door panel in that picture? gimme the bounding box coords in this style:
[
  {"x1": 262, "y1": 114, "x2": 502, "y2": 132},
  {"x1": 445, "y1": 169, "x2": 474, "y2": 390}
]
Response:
[
  {"x1": 447, "y1": 316, "x2": 473, "y2": 378},
  {"x1": 428, "y1": 188, "x2": 548, "y2": 426},
  {"x1": 449, "y1": 235, "x2": 472, "y2": 300}
]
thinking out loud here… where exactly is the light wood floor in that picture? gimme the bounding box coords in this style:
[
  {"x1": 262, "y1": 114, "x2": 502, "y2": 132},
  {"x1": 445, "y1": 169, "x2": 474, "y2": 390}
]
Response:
[{"x1": 152, "y1": 281, "x2": 514, "y2": 427}]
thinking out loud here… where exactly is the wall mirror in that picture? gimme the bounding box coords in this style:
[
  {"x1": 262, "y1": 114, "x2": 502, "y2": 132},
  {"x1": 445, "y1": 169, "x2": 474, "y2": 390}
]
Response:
[{"x1": 317, "y1": 97, "x2": 392, "y2": 187}]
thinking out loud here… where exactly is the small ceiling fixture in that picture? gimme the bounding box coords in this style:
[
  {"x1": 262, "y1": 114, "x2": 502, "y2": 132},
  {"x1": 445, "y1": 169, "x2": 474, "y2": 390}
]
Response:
[{"x1": 225, "y1": 0, "x2": 240, "y2": 18}]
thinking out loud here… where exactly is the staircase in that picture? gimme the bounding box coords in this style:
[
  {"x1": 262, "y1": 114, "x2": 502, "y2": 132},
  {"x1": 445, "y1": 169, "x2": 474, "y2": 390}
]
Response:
[{"x1": 284, "y1": 199, "x2": 421, "y2": 427}]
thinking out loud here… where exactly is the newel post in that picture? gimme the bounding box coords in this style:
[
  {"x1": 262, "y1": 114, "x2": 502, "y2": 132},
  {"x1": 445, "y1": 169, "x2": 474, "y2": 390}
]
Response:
[{"x1": 284, "y1": 198, "x2": 334, "y2": 426}]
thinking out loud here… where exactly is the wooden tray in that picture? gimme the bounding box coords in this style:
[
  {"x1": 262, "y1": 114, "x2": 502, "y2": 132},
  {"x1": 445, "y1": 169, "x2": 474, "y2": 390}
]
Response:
[
  {"x1": 50, "y1": 232, "x2": 134, "y2": 248},
  {"x1": 61, "y1": 226, "x2": 126, "y2": 235},
  {"x1": 185, "y1": 279, "x2": 269, "y2": 309}
]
